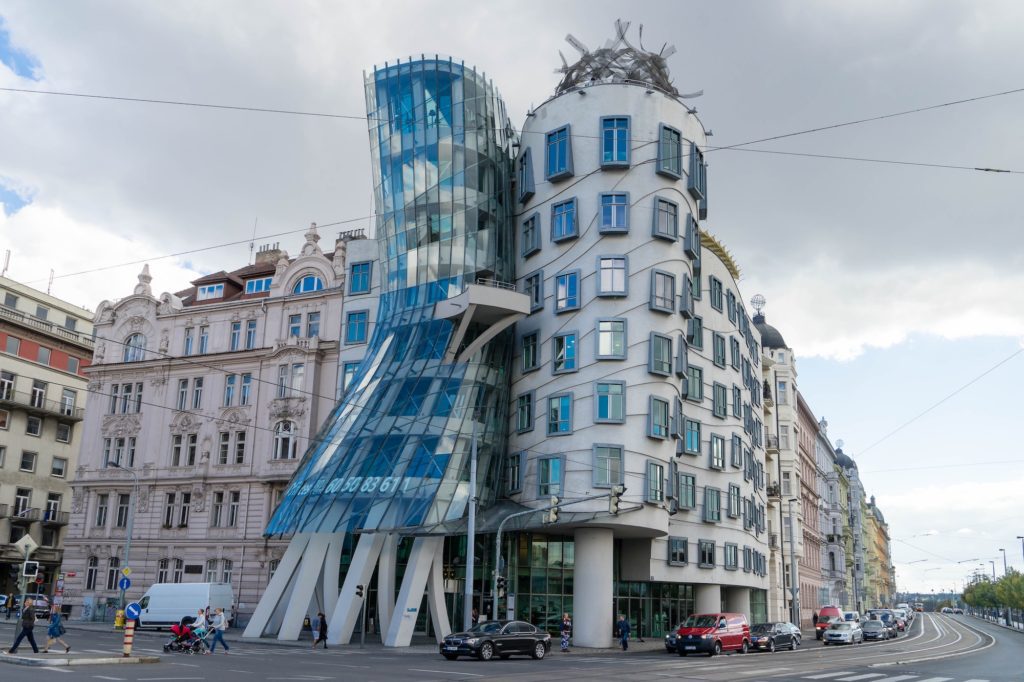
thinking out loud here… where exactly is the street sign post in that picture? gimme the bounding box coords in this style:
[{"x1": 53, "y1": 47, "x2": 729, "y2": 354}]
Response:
[
  {"x1": 125, "y1": 602, "x2": 141, "y2": 620},
  {"x1": 121, "y1": 567, "x2": 132, "y2": 577}
]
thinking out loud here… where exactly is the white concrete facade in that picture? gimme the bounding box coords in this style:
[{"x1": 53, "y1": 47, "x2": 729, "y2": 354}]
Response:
[
  {"x1": 508, "y1": 82, "x2": 770, "y2": 646},
  {"x1": 62, "y1": 226, "x2": 378, "y2": 624}
]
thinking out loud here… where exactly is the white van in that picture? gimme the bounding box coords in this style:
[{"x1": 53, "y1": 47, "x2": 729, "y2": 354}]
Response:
[{"x1": 136, "y1": 583, "x2": 234, "y2": 629}]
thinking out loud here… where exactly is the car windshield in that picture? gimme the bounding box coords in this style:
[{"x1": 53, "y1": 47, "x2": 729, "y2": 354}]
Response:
[
  {"x1": 466, "y1": 622, "x2": 503, "y2": 635},
  {"x1": 863, "y1": 621, "x2": 884, "y2": 629},
  {"x1": 683, "y1": 615, "x2": 720, "y2": 628},
  {"x1": 830, "y1": 623, "x2": 851, "y2": 630}
]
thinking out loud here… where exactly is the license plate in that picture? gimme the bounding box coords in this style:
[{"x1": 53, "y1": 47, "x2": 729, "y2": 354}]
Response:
[
  {"x1": 685, "y1": 645, "x2": 696, "y2": 651},
  {"x1": 444, "y1": 646, "x2": 458, "y2": 651}
]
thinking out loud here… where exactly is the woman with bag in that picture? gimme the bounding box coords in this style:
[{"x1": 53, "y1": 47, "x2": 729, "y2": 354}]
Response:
[
  {"x1": 559, "y1": 613, "x2": 572, "y2": 652},
  {"x1": 42, "y1": 605, "x2": 71, "y2": 654}
]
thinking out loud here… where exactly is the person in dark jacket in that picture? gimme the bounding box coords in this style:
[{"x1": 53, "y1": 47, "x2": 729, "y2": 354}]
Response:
[
  {"x1": 312, "y1": 611, "x2": 328, "y2": 649},
  {"x1": 8, "y1": 598, "x2": 39, "y2": 654},
  {"x1": 616, "y1": 614, "x2": 631, "y2": 651}
]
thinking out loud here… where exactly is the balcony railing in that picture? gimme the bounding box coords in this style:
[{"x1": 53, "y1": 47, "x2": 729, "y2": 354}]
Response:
[
  {"x1": 43, "y1": 510, "x2": 70, "y2": 525},
  {"x1": 475, "y1": 277, "x2": 517, "y2": 291},
  {"x1": 10, "y1": 507, "x2": 40, "y2": 524},
  {"x1": 0, "y1": 387, "x2": 85, "y2": 420},
  {"x1": 0, "y1": 302, "x2": 94, "y2": 348}
]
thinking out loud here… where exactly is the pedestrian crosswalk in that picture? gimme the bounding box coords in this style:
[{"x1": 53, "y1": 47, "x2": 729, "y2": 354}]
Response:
[{"x1": 797, "y1": 673, "x2": 982, "y2": 682}]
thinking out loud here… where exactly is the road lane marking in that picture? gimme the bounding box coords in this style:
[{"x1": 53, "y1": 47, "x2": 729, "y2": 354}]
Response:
[
  {"x1": 913, "y1": 678, "x2": 952, "y2": 682},
  {"x1": 37, "y1": 668, "x2": 72, "y2": 674},
  {"x1": 804, "y1": 675, "x2": 857, "y2": 680},
  {"x1": 961, "y1": 679, "x2": 990, "y2": 682},
  {"x1": 92, "y1": 677, "x2": 125, "y2": 681},
  {"x1": 871, "y1": 676, "x2": 920, "y2": 682},
  {"x1": 836, "y1": 675, "x2": 886, "y2": 681},
  {"x1": 735, "y1": 667, "x2": 791, "y2": 675},
  {"x1": 408, "y1": 669, "x2": 484, "y2": 677}
]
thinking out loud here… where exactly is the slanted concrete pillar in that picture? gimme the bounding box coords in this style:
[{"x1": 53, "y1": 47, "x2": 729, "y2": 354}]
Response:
[
  {"x1": 572, "y1": 527, "x2": 614, "y2": 647},
  {"x1": 725, "y1": 587, "x2": 751, "y2": 621},
  {"x1": 695, "y1": 584, "x2": 722, "y2": 614}
]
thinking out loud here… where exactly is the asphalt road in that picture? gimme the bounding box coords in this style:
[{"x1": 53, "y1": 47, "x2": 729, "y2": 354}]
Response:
[{"x1": 0, "y1": 612, "x2": 1015, "y2": 682}]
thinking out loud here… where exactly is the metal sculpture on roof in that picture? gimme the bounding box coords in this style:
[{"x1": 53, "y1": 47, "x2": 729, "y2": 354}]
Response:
[{"x1": 555, "y1": 19, "x2": 701, "y2": 98}]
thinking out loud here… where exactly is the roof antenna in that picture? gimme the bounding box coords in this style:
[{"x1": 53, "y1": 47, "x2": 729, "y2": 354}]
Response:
[
  {"x1": 47, "y1": 269, "x2": 54, "y2": 294},
  {"x1": 249, "y1": 217, "x2": 258, "y2": 264},
  {"x1": 1, "y1": 249, "x2": 9, "y2": 277}
]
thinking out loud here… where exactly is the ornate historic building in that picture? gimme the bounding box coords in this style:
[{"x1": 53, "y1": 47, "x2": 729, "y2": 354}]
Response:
[
  {"x1": 1, "y1": 276, "x2": 93, "y2": 601},
  {"x1": 61, "y1": 225, "x2": 377, "y2": 622}
]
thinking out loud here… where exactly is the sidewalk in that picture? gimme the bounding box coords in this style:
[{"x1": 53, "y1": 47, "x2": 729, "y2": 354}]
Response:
[{"x1": 1, "y1": 651, "x2": 159, "y2": 667}]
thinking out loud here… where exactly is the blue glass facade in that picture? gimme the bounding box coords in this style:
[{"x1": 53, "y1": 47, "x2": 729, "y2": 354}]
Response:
[{"x1": 265, "y1": 58, "x2": 516, "y2": 536}]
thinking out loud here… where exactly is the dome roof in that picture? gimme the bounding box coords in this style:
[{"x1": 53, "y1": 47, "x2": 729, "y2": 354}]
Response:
[
  {"x1": 834, "y1": 447, "x2": 857, "y2": 470},
  {"x1": 753, "y1": 313, "x2": 788, "y2": 349}
]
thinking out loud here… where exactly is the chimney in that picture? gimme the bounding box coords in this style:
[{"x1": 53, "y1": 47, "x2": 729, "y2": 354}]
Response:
[{"x1": 255, "y1": 242, "x2": 282, "y2": 265}]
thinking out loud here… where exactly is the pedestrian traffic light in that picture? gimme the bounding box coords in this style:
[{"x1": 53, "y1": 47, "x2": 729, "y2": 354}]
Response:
[
  {"x1": 496, "y1": 575, "x2": 506, "y2": 594},
  {"x1": 609, "y1": 485, "x2": 625, "y2": 515},
  {"x1": 546, "y1": 496, "x2": 560, "y2": 524},
  {"x1": 22, "y1": 561, "x2": 39, "y2": 578},
  {"x1": 355, "y1": 584, "x2": 364, "y2": 598}
]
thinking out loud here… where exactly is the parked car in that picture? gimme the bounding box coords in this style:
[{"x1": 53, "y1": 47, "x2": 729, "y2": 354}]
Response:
[
  {"x1": 861, "y1": 620, "x2": 890, "y2": 641},
  {"x1": 664, "y1": 624, "x2": 683, "y2": 652},
  {"x1": 676, "y1": 612, "x2": 751, "y2": 656},
  {"x1": 894, "y1": 616, "x2": 907, "y2": 632},
  {"x1": 953, "y1": 608, "x2": 964, "y2": 614},
  {"x1": 815, "y1": 605, "x2": 844, "y2": 639},
  {"x1": 941, "y1": 607, "x2": 953, "y2": 614},
  {"x1": 749, "y1": 622, "x2": 800, "y2": 652},
  {"x1": 440, "y1": 620, "x2": 551, "y2": 660},
  {"x1": 9, "y1": 594, "x2": 50, "y2": 618},
  {"x1": 823, "y1": 621, "x2": 863, "y2": 645}
]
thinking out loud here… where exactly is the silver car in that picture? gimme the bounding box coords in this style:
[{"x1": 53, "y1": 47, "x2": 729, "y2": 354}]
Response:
[{"x1": 823, "y1": 621, "x2": 863, "y2": 645}]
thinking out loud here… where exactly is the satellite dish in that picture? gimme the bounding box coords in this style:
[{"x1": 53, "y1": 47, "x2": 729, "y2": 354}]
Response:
[{"x1": 751, "y1": 294, "x2": 766, "y2": 315}]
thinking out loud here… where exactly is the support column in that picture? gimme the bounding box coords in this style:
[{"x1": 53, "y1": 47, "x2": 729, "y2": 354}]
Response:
[
  {"x1": 376, "y1": 533, "x2": 398, "y2": 637},
  {"x1": 278, "y1": 533, "x2": 333, "y2": 640},
  {"x1": 695, "y1": 584, "x2": 722, "y2": 614},
  {"x1": 426, "y1": 543, "x2": 452, "y2": 643},
  {"x1": 384, "y1": 536, "x2": 445, "y2": 647},
  {"x1": 725, "y1": 587, "x2": 751, "y2": 621},
  {"x1": 572, "y1": 527, "x2": 614, "y2": 648},
  {"x1": 328, "y1": 533, "x2": 386, "y2": 645},
  {"x1": 321, "y1": 532, "x2": 344, "y2": 622},
  {"x1": 243, "y1": 533, "x2": 310, "y2": 639}
]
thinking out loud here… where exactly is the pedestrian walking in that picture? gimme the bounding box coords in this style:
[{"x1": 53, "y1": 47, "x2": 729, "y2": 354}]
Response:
[
  {"x1": 192, "y1": 608, "x2": 211, "y2": 654},
  {"x1": 812, "y1": 611, "x2": 818, "y2": 626},
  {"x1": 312, "y1": 611, "x2": 328, "y2": 649},
  {"x1": 616, "y1": 613, "x2": 631, "y2": 651},
  {"x1": 559, "y1": 613, "x2": 572, "y2": 652},
  {"x1": 208, "y1": 607, "x2": 230, "y2": 654},
  {"x1": 471, "y1": 607, "x2": 479, "y2": 626},
  {"x1": 7, "y1": 598, "x2": 39, "y2": 654},
  {"x1": 42, "y1": 605, "x2": 71, "y2": 654}
]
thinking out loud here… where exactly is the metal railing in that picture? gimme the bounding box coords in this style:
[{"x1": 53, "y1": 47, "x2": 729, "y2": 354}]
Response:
[
  {"x1": 10, "y1": 507, "x2": 40, "y2": 523},
  {"x1": 43, "y1": 510, "x2": 70, "y2": 525},
  {"x1": 0, "y1": 387, "x2": 85, "y2": 420},
  {"x1": 475, "y1": 277, "x2": 517, "y2": 291}
]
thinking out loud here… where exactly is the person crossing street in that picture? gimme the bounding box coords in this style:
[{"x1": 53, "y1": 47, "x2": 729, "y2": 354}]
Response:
[
  {"x1": 7, "y1": 598, "x2": 39, "y2": 654},
  {"x1": 208, "y1": 607, "x2": 230, "y2": 654}
]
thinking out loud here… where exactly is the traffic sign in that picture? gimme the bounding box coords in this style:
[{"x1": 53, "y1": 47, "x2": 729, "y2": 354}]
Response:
[
  {"x1": 121, "y1": 567, "x2": 132, "y2": 577},
  {"x1": 125, "y1": 602, "x2": 141, "y2": 620},
  {"x1": 35, "y1": 576, "x2": 44, "y2": 584},
  {"x1": 118, "y1": 576, "x2": 131, "y2": 591}
]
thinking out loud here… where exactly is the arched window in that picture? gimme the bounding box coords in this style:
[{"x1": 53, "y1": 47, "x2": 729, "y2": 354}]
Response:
[
  {"x1": 123, "y1": 333, "x2": 146, "y2": 362},
  {"x1": 86, "y1": 556, "x2": 99, "y2": 590},
  {"x1": 292, "y1": 274, "x2": 324, "y2": 294},
  {"x1": 157, "y1": 558, "x2": 169, "y2": 583},
  {"x1": 106, "y1": 556, "x2": 121, "y2": 590},
  {"x1": 273, "y1": 420, "x2": 297, "y2": 460}
]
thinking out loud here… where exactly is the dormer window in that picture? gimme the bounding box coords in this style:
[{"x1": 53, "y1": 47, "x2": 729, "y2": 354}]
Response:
[
  {"x1": 245, "y1": 277, "x2": 273, "y2": 294},
  {"x1": 197, "y1": 283, "x2": 224, "y2": 301},
  {"x1": 292, "y1": 275, "x2": 324, "y2": 294}
]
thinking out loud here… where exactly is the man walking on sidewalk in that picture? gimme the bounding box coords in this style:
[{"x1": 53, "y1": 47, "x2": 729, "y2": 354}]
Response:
[
  {"x1": 616, "y1": 613, "x2": 631, "y2": 651},
  {"x1": 7, "y1": 598, "x2": 39, "y2": 654}
]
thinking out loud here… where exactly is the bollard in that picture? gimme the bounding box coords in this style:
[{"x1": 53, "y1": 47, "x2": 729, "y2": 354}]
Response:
[{"x1": 122, "y1": 618, "x2": 135, "y2": 657}]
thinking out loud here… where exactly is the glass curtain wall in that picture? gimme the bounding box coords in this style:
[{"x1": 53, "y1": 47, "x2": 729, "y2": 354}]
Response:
[{"x1": 265, "y1": 58, "x2": 516, "y2": 537}]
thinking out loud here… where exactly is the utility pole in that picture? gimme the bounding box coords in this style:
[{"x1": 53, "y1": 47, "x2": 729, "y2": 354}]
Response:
[
  {"x1": 999, "y1": 548, "x2": 1007, "y2": 576},
  {"x1": 463, "y1": 417, "x2": 477, "y2": 631}
]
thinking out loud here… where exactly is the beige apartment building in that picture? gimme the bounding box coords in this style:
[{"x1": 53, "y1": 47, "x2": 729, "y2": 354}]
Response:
[
  {"x1": 62, "y1": 225, "x2": 378, "y2": 623},
  {"x1": 1, "y1": 275, "x2": 94, "y2": 601}
]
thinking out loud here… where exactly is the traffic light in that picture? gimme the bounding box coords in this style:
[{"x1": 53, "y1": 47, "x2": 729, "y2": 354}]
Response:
[
  {"x1": 496, "y1": 575, "x2": 506, "y2": 595},
  {"x1": 23, "y1": 561, "x2": 39, "y2": 578},
  {"x1": 609, "y1": 485, "x2": 625, "y2": 514},
  {"x1": 355, "y1": 584, "x2": 364, "y2": 598},
  {"x1": 546, "y1": 496, "x2": 560, "y2": 524}
]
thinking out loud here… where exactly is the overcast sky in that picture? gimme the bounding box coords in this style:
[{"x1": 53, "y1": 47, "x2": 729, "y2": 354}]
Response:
[{"x1": 2, "y1": 0, "x2": 1022, "y2": 594}]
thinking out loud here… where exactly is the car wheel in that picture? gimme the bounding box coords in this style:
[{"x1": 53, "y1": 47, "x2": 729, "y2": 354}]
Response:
[
  {"x1": 443, "y1": 654, "x2": 458, "y2": 660},
  {"x1": 712, "y1": 641, "x2": 722, "y2": 656},
  {"x1": 768, "y1": 639, "x2": 775, "y2": 653},
  {"x1": 822, "y1": 641, "x2": 829, "y2": 646},
  {"x1": 479, "y1": 642, "x2": 494, "y2": 661},
  {"x1": 532, "y1": 642, "x2": 547, "y2": 660}
]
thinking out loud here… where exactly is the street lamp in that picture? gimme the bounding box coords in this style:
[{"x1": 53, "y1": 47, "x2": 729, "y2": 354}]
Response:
[
  {"x1": 1017, "y1": 536, "x2": 1024, "y2": 564},
  {"x1": 786, "y1": 498, "x2": 800, "y2": 627},
  {"x1": 989, "y1": 560, "x2": 996, "y2": 580},
  {"x1": 999, "y1": 548, "x2": 1007, "y2": 576},
  {"x1": 106, "y1": 460, "x2": 138, "y2": 612}
]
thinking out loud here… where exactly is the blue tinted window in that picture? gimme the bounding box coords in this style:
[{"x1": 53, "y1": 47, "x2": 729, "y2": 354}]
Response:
[
  {"x1": 553, "y1": 333, "x2": 576, "y2": 373},
  {"x1": 555, "y1": 271, "x2": 579, "y2": 312},
  {"x1": 350, "y1": 262, "x2": 372, "y2": 294},
  {"x1": 547, "y1": 395, "x2": 572, "y2": 436},
  {"x1": 546, "y1": 126, "x2": 573, "y2": 180},
  {"x1": 345, "y1": 310, "x2": 369, "y2": 344},
  {"x1": 293, "y1": 275, "x2": 324, "y2": 294},
  {"x1": 602, "y1": 117, "x2": 629, "y2": 166},
  {"x1": 551, "y1": 199, "x2": 577, "y2": 241}
]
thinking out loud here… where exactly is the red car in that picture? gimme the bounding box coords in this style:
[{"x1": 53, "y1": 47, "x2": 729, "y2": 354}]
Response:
[
  {"x1": 815, "y1": 605, "x2": 844, "y2": 640},
  {"x1": 676, "y1": 612, "x2": 751, "y2": 656}
]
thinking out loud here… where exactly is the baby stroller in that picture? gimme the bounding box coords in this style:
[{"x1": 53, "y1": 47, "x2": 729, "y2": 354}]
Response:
[{"x1": 163, "y1": 618, "x2": 206, "y2": 654}]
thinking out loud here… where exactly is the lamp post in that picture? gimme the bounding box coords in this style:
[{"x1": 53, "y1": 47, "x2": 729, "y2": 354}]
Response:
[
  {"x1": 787, "y1": 498, "x2": 800, "y2": 626},
  {"x1": 999, "y1": 548, "x2": 1007, "y2": 576},
  {"x1": 989, "y1": 560, "x2": 996, "y2": 580},
  {"x1": 107, "y1": 460, "x2": 138, "y2": 611},
  {"x1": 1017, "y1": 536, "x2": 1024, "y2": 564}
]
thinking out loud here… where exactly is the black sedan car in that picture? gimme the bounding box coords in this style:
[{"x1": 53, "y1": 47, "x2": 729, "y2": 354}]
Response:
[
  {"x1": 750, "y1": 622, "x2": 801, "y2": 652},
  {"x1": 664, "y1": 624, "x2": 683, "y2": 652},
  {"x1": 861, "y1": 620, "x2": 890, "y2": 641},
  {"x1": 440, "y1": 620, "x2": 551, "y2": 661}
]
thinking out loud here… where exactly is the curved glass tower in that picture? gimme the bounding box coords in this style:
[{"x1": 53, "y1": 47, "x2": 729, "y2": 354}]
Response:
[{"x1": 266, "y1": 58, "x2": 516, "y2": 537}]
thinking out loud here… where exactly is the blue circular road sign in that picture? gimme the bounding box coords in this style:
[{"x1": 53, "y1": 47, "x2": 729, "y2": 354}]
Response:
[
  {"x1": 125, "y1": 602, "x2": 141, "y2": 620},
  {"x1": 118, "y1": 576, "x2": 131, "y2": 591}
]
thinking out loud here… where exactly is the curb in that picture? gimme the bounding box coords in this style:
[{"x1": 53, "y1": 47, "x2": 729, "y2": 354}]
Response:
[{"x1": 0, "y1": 654, "x2": 160, "y2": 667}]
